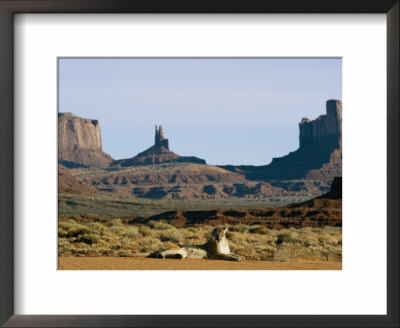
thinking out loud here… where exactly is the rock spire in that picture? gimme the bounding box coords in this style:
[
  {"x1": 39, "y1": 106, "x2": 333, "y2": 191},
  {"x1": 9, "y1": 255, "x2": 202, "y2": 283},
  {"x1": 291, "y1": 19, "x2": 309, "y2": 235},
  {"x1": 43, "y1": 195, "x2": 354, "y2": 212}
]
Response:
[
  {"x1": 110, "y1": 125, "x2": 206, "y2": 167},
  {"x1": 154, "y1": 125, "x2": 169, "y2": 149}
]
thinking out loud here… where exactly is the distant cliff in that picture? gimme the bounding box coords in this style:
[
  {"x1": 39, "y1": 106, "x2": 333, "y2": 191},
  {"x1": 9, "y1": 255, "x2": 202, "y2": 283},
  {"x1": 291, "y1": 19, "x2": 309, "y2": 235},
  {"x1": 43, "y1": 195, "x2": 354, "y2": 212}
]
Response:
[
  {"x1": 299, "y1": 100, "x2": 342, "y2": 149},
  {"x1": 220, "y1": 100, "x2": 342, "y2": 181},
  {"x1": 111, "y1": 125, "x2": 206, "y2": 167},
  {"x1": 58, "y1": 113, "x2": 113, "y2": 168}
]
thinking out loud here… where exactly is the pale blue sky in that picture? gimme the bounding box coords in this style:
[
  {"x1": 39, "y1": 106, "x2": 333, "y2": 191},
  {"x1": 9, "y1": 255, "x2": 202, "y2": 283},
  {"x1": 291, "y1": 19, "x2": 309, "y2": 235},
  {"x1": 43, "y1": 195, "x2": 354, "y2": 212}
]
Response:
[{"x1": 59, "y1": 58, "x2": 341, "y2": 165}]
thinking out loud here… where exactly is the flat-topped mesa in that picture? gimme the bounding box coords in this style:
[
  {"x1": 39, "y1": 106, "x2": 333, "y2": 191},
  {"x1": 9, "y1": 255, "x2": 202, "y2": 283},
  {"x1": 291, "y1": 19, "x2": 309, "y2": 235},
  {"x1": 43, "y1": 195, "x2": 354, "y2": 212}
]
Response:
[
  {"x1": 110, "y1": 125, "x2": 206, "y2": 167},
  {"x1": 299, "y1": 100, "x2": 342, "y2": 149},
  {"x1": 59, "y1": 112, "x2": 102, "y2": 151},
  {"x1": 58, "y1": 112, "x2": 113, "y2": 168}
]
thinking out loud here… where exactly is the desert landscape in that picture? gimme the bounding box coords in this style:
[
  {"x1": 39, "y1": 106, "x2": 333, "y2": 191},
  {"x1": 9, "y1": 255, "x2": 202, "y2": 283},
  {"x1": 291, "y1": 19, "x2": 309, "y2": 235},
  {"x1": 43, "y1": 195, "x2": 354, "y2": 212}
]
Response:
[{"x1": 58, "y1": 96, "x2": 342, "y2": 270}]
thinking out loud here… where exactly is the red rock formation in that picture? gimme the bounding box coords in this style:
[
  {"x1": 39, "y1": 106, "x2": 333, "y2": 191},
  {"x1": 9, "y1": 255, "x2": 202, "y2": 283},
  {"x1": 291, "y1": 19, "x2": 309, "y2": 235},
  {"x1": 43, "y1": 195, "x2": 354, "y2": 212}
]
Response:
[
  {"x1": 58, "y1": 113, "x2": 113, "y2": 168},
  {"x1": 154, "y1": 125, "x2": 169, "y2": 149},
  {"x1": 111, "y1": 125, "x2": 206, "y2": 167},
  {"x1": 58, "y1": 166, "x2": 100, "y2": 194},
  {"x1": 221, "y1": 99, "x2": 342, "y2": 181},
  {"x1": 130, "y1": 191, "x2": 341, "y2": 228},
  {"x1": 299, "y1": 100, "x2": 342, "y2": 149}
]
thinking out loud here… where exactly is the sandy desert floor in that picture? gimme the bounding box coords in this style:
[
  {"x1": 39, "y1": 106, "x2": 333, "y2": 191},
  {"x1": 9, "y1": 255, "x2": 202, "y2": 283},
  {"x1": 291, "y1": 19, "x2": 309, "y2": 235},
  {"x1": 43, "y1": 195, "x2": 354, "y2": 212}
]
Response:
[{"x1": 58, "y1": 257, "x2": 341, "y2": 270}]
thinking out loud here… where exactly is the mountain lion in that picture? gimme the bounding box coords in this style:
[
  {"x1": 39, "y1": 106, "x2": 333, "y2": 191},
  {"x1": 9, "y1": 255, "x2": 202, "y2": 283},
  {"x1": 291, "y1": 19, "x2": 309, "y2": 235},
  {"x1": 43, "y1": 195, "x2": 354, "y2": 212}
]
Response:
[{"x1": 148, "y1": 226, "x2": 245, "y2": 261}]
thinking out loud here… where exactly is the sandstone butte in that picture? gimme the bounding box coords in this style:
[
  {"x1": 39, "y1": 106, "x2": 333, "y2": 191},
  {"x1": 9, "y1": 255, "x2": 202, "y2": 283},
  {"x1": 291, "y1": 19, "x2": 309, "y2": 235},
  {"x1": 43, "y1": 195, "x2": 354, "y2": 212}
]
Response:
[
  {"x1": 220, "y1": 99, "x2": 342, "y2": 181},
  {"x1": 58, "y1": 112, "x2": 113, "y2": 168},
  {"x1": 58, "y1": 99, "x2": 342, "y2": 181}
]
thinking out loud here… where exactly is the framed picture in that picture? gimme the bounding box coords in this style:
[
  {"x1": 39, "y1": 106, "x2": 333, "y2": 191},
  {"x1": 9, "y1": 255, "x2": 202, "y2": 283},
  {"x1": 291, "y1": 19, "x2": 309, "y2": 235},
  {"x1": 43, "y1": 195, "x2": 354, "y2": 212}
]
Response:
[{"x1": 0, "y1": 0, "x2": 398, "y2": 327}]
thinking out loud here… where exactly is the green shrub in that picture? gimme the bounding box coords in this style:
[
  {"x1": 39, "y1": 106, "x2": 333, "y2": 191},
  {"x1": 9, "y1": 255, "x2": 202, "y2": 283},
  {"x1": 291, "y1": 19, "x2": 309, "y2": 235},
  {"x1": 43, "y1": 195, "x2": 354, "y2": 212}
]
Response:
[
  {"x1": 276, "y1": 232, "x2": 301, "y2": 245},
  {"x1": 120, "y1": 237, "x2": 133, "y2": 248},
  {"x1": 96, "y1": 239, "x2": 109, "y2": 247},
  {"x1": 106, "y1": 218, "x2": 123, "y2": 227},
  {"x1": 59, "y1": 219, "x2": 77, "y2": 230},
  {"x1": 67, "y1": 225, "x2": 91, "y2": 237},
  {"x1": 58, "y1": 228, "x2": 68, "y2": 237},
  {"x1": 124, "y1": 226, "x2": 142, "y2": 239},
  {"x1": 118, "y1": 250, "x2": 133, "y2": 257},
  {"x1": 109, "y1": 225, "x2": 126, "y2": 235},
  {"x1": 77, "y1": 233, "x2": 100, "y2": 245},
  {"x1": 110, "y1": 241, "x2": 121, "y2": 250},
  {"x1": 230, "y1": 224, "x2": 248, "y2": 233},
  {"x1": 148, "y1": 220, "x2": 175, "y2": 230},
  {"x1": 88, "y1": 222, "x2": 106, "y2": 234},
  {"x1": 139, "y1": 225, "x2": 154, "y2": 237},
  {"x1": 139, "y1": 238, "x2": 161, "y2": 253},
  {"x1": 249, "y1": 226, "x2": 270, "y2": 235},
  {"x1": 160, "y1": 230, "x2": 183, "y2": 243},
  {"x1": 186, "y1": 234, "x2": 200, "y2": 240}
]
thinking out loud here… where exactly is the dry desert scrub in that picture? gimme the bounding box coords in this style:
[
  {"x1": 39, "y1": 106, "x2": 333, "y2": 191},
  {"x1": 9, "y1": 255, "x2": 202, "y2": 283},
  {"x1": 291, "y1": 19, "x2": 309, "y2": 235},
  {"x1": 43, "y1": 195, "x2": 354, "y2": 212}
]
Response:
[{"x1": 58, "y1": 218, "x2": 341, "y2": 261}]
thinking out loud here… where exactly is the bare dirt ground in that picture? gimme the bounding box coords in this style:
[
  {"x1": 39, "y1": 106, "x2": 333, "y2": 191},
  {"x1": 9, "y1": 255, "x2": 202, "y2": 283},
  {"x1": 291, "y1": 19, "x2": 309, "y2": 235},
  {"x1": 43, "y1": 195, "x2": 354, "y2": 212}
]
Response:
[{"x1": 59, "y1": 257, "x2": 341, "y2": 270}]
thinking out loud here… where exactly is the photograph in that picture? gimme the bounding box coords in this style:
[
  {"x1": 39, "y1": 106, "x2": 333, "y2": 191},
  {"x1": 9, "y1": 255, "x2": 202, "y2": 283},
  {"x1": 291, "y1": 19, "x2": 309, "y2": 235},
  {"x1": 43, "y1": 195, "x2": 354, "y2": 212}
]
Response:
[
  {"x1": 1, "y1": 0, "x2": 397, "y2": 325},
  {"x1": 57, "y1": 58, "x2": 342, "y2": 270}
]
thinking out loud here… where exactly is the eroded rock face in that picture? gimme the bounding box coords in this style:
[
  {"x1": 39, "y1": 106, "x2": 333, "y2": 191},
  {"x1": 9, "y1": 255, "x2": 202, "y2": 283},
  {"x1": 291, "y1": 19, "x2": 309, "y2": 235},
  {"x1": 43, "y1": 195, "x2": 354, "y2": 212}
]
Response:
[
  {"x1": 262, "y1": 99, "x2": 342, "y2": 180},
  {"x1": 154, "y1": 125, "x2": 169, "y2": 149},
  {"x1": 58, "y1": 113, "x2": 113, "y2": 168},
  {"x1": 58, "y1": 165, "x2": 100, "y2": 194},
  {"x1": 299, "y1": 99, "x2": 342, "y2": 149}
]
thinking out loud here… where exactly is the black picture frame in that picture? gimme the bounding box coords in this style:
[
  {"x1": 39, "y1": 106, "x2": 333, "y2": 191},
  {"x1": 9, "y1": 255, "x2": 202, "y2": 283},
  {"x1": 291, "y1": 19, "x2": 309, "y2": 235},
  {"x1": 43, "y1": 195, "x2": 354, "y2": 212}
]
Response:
[{"x1": 0, "y1": 1, "x2": 398, "y2": 327}]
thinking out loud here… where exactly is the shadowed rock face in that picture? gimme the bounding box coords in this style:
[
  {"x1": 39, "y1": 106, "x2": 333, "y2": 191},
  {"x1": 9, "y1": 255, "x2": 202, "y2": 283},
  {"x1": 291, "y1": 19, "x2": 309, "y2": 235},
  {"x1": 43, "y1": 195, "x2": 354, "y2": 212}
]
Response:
[
  {"x1": 299, "y1": 100, "x2": 342, "y2": 149},
  {"x1": 58, "y1": 113, "x2": 113, "y2": 168},
  {"x1": 220, "y1": 100, "x2": 342, "y2": 181},
  {"x1": 111, "y1": 125, "x2": 206, "y2": 167},
  {"x1": 129, "y1": 177, "x2": 341, "y2": 228},
  {"x1": 317, "y1": 176, "x2": 342, "y2": 199}
]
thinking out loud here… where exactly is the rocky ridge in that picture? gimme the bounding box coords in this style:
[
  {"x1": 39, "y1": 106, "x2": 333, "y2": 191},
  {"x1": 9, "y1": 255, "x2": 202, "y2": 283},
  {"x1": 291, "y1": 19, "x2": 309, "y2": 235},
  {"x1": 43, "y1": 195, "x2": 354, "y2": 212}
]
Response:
[
  {"x1": 127, "y1": 177, "x2": 342, "y2": 228},
  {"x1": 69, "y1": 163, "x2": 293, "y2": 200},
  {"x1": 58, "y1": 166, "x2": 100, "y2": 194}
]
